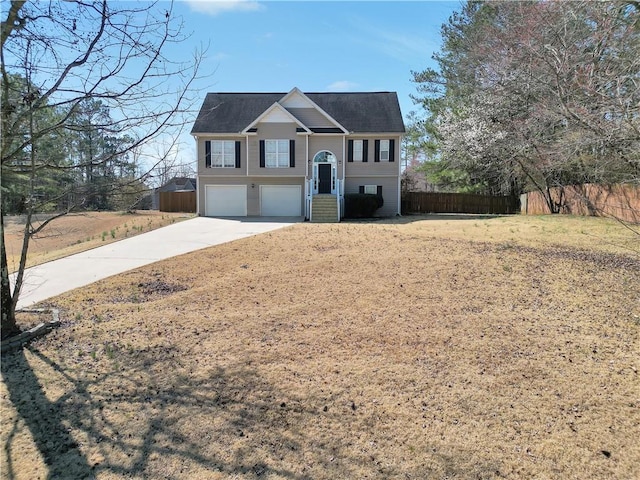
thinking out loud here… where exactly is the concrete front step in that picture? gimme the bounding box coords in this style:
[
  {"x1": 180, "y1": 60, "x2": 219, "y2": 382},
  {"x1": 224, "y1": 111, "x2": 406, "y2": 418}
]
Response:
[
  {"x1": 312, "y1": 211, "x2": 337, "y2": 217},
  {"x1": 311, "y1": 195, "x2": 340, "y2": 223},
  {"x1": 311, "y1": 211, "x2": 339, "y2": 222},
  {"x1": 312, "y1": 208, "x2": 338, "y2": 214}
]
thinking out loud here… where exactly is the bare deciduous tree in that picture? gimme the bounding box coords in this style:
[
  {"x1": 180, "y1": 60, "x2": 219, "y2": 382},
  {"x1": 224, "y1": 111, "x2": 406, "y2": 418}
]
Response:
[{"x1": 1, "y1": 0, "x2": 204, "y2": 338}]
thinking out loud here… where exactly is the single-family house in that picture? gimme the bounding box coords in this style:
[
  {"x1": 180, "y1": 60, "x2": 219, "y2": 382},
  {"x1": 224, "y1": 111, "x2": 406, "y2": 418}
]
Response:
[{"x1": 191, "y1": 87, "x2": 405, "y2": 221}]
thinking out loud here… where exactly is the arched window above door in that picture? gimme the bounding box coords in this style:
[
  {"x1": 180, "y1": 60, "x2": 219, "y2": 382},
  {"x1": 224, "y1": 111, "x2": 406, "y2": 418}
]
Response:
[{"x1": 313, "y1": 150, "x2": 337, "y2": 163}]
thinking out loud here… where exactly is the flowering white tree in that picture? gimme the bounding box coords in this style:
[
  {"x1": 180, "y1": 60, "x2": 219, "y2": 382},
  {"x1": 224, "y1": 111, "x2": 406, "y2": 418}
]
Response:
[{"x1": 412, "y1": 1, "x2": 639, "y2": 209}]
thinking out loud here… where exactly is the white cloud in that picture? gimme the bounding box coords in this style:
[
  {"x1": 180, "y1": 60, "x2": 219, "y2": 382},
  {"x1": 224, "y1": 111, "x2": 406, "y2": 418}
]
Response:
[
  {"x1": 254, "y1": 32, "x2": 274, "y2": 43},
  {"x1": 326, "y1": 80, "x2": 359, "y2": 92},
  {"x1": 376, "y1": 31, "x2": 433, "y2": 62},
  {"x1": 184, "y1": 0, "x2": 264, "y2": 16},
  {"x1": 349, "y1": 18, "x2": 436, "y2": 64},
  {"x1": 212, "y1": 52, "x2": 230, "y2": 61}
]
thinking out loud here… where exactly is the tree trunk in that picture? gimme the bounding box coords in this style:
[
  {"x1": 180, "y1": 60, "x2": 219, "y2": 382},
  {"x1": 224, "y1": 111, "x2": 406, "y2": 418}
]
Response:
[
  {"x1": 0, "y1": 210, "x2": 19, "y2": 340},
  {"x1": 543, "y1": 185, "x2": 563, "y2": 214}
]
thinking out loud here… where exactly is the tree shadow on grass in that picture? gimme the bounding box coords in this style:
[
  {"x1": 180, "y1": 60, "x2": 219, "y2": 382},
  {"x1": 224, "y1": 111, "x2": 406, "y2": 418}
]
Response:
[
  {"x1": 1, "y1": 347, "x2": 94, "y2": 479},
  {"x1": 2, "y1": 344, "x2": 298, "y2": 478},
  {"x1": 2, "y1": 341, "x2": 502, "y2": 479},
  {"x1": 2, "y1": 344, "x2": 355, "y2": 479}
]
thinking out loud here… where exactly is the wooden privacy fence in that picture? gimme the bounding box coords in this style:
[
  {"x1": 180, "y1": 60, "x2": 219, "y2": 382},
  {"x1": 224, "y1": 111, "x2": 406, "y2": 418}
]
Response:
[
  {"x1": 159, "y1": 191, "x2": 196, "y2": 213},
  {"x1": 521, "y1": 184, "x2": 640, "y2": 224},
  {"x1": 402, "y1": 192, "x2": 519, "y2": 215}
]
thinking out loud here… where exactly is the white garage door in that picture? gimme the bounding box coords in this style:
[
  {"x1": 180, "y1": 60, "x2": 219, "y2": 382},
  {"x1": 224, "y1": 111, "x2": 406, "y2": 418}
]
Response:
[
  {"x1": 260, "y1": 185, "x2": 302, "y2": 216},
  {"x1": 205, "y1": 185, "x2": 247, "y2": 216}
]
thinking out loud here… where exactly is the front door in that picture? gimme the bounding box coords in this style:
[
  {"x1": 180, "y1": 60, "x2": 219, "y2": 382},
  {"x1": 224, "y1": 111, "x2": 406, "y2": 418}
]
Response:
[{"x1": 318, "y1": 163, "x2": 332, "y2": 194}]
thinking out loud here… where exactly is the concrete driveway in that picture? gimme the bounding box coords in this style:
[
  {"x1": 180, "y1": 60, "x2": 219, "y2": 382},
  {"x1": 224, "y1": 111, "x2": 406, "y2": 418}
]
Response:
[{"x1": 14, "y1": 216, "x2": 300, "y2": 308}]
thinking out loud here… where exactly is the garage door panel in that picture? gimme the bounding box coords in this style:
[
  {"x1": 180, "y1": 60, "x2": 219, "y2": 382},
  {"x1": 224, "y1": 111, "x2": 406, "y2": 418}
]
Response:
[
  {"x1": 261, "y1": 185, "x2": 301, "y2": 216},
  {"x1": 205, "y1": 185, "x2": 247, "y2": 216}
]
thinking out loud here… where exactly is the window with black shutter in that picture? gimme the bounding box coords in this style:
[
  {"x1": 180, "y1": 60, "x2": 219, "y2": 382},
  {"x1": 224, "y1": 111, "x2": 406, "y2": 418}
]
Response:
[
  {"x1": 259, "y1": 140, "x2": 265, "y2": 168},
  {"x1": 235, "y1": 141, "x2": 241, "y2": 168},
  {"x1": 289, "y1": 139, "x2": 295, "y2": 167},
  {"x1": 205, "y1": 140, "x2": 211, "y2": 168}
]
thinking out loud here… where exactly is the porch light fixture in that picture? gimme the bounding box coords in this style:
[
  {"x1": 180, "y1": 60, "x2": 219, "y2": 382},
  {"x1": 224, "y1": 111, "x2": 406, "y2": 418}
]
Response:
[{"x1": 251, "y1": 183, "x2": 255, "y2": 188}]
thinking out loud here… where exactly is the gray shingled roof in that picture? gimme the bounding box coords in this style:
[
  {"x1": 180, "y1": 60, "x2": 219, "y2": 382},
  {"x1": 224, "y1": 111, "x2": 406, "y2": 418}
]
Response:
[{"x1": 191, "y1": 91, "x2": 405, "y2": 134}]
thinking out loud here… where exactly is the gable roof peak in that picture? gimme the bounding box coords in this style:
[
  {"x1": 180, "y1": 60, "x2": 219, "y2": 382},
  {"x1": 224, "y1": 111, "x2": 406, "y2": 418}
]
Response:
[
  {"x1": 242, "y1": 101, "x2": 311, "y2": 133},
  {"x1": 279, "y1": 88, "x2": 347, "y2": 133}
]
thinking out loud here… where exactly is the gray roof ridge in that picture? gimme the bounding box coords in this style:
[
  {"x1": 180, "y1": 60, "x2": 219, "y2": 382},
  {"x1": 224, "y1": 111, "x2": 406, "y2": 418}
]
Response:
[
  {"x1": 208, "y1": 92, "x2": 286, "y2": 95},
  {"x1": 207, "y1": 91, "x2": 397, "y2": 95}
]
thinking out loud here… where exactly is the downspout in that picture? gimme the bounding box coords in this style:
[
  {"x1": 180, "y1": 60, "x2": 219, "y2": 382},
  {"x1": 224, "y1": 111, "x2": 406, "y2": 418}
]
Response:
[
  {"x1": 397, "y1": 134, "x2": 402, "y2": 216},
  {"x1": 342, "y1": 135, "x2": 346, "y2": 219},
  {"x1": 194, "y1": 135, "x2": 200, "y2": 215},
  {"x1": 246, "y1": 135, "x2": 249, "y2": 177},
  {"x1": 305, "y1": 134, "x2": 309, "y2": 178},
  {"x1": 342, "y1": 135, "x2": 346, "y2": 181},
  {"x1": 306, "y1": 134, "x2": 310, "y2": 220}
]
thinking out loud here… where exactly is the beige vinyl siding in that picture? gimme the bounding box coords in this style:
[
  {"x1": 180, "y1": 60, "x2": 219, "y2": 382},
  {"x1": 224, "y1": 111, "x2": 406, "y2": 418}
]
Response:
[
  {"x1": 286, "y1": 108, "x2": 335, "y2": 127},
  {"x1": 347, "y1": 159, "x2": 398, "y2": 176},
  {"x1": 345, "y1": 135, "x2": 402, "y2": 177},
  {"x1": 247, "y1": 123, "x2": 306, "y2": 177},
  {"x1": 198, "y1": 176, "x2": 305, "y2": 216},
  {"x1": 197, "y1": 136, "x2": 246, "y2": 176},
  {"x1": 345, "y1": 176, "x2": 400, "y2": 217}
]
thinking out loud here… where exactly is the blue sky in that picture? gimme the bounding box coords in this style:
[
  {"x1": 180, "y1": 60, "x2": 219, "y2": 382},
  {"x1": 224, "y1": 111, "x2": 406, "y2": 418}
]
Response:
[
  {"x1": 173, "y1": 1, "x2": 457, "y2": 116},
  {"x1": 1, "y1": 0, "x2": 459, "y2": 171},
  {"x1": 163, "y1": 0, "x2": 458, "y2": 167}
]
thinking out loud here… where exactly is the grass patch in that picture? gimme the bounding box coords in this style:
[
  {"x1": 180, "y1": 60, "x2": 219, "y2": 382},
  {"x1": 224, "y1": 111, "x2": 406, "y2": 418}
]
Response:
[
  {"x1": 3, "y1": 211, "x2": 192, "y2": 272},
  {"x1": 1, "y1": 215, "x2": 639, "y2": 479}
]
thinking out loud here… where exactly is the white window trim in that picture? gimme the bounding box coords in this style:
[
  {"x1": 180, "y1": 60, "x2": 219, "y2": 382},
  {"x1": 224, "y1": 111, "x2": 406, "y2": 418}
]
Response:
[
  {"x1": 211, "y1": 140, "x2": 236, "y2": 168},
  {"x1": 265, "y1": 139, "x2": 290, "y2": 168},
  {"x1": 379, "y1": 140, "x2": 390, "y2": 162},
  {"x1": 353, "y1": 139, "x2": 363, "y2": 162}
]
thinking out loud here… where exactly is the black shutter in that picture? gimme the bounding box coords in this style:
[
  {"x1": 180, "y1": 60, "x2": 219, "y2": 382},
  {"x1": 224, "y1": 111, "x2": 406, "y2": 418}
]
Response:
[
  {"x1": 205, "y1": 141, "x2": 211, "y2": 168},
  {"x1": 235, "y1": 141, "x2": 241, "y2": 168},
  {"x1": 374, "y1": 139, "x2": 380, "y2": 162},
  {"x1": 347, "y1": 140, "x2": 353, "y2": 162},
  {"x1": 359, "y1": 186, "x2": 364, "y2": 194},
  {"x1": 363, "y1": 139, "x2": 368, "y2": 162},
  {"x1": 377, "y1": 185, "x2": 383, "y2": 196},
  {"x1": 259, "y1": 140, "x2": 265, "y2": 168},
  {"x1": 389, "y1": 139, "x2": 395, "y2": 162},
  {"x1": 289, "y1": 139, "x2": 295, "y2": 168}
]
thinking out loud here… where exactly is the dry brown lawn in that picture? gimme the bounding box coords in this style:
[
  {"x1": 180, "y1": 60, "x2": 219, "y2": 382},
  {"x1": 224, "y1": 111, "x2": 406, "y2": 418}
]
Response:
[
  {"x1": 3, "y1": 211, "x2": 191, "y2": 272},
  {"x1": 1, "y1": 214, "x2": 639, "y2": 479}
]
